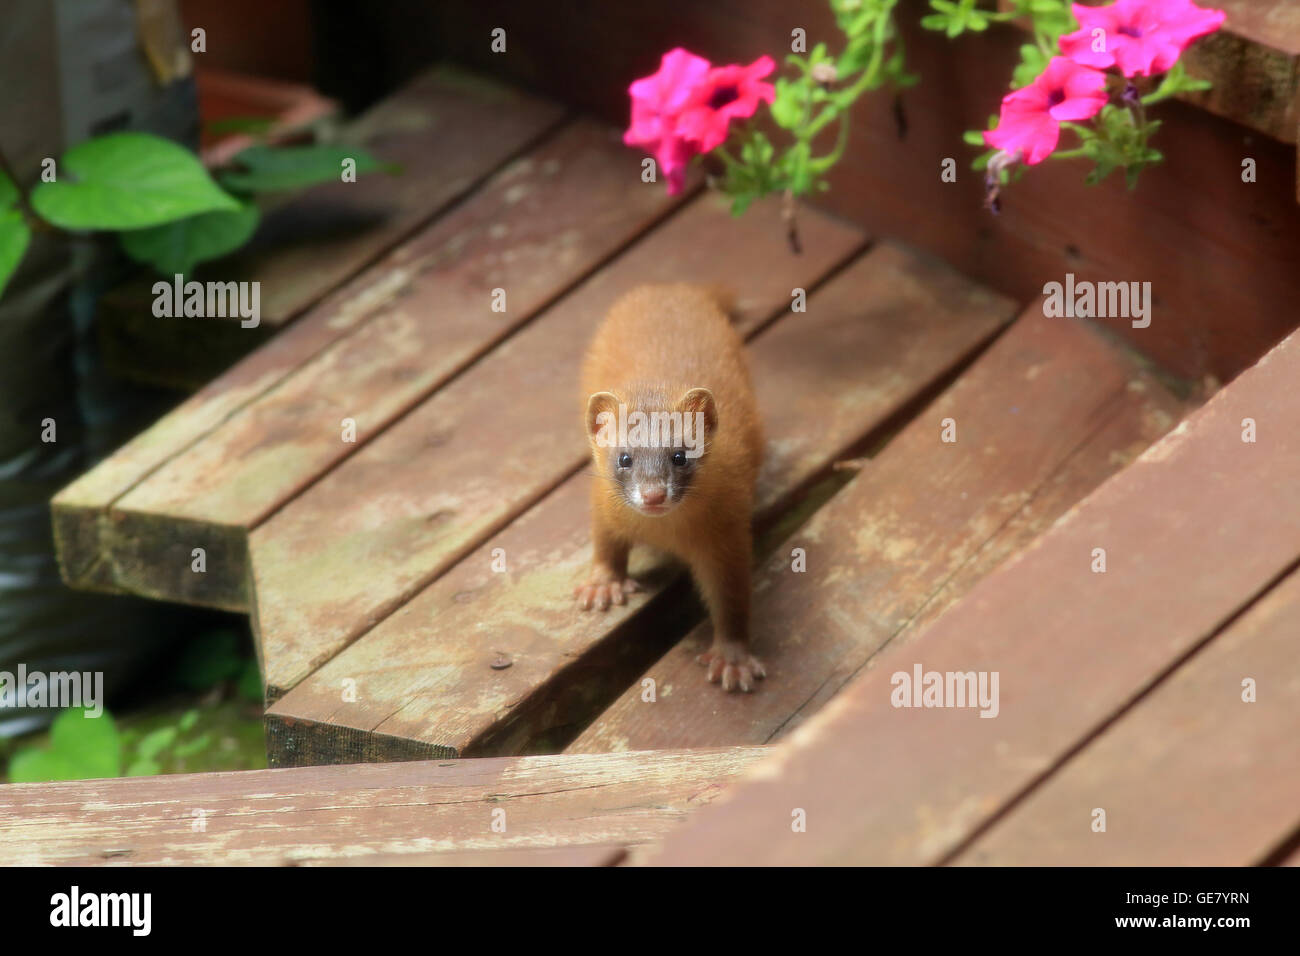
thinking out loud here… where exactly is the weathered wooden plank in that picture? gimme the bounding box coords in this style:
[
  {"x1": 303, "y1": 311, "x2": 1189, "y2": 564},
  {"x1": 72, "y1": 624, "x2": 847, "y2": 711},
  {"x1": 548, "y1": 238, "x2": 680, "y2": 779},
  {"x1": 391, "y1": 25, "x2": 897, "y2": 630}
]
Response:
[
  {"x1": 54, "y1": 68, "x2": 568, "y2": 595},
  {"x1": 99, "y1": 64, "x2": 569, "y2": 388},
  {"x1": 570, "y1": 310, "x2": 1184, "y2": 754},
  {"x1": 264, "y1": 241, "x2": 1016, "y2": 765},
  {"x1": 954, "y1": 565, "x2": 1300, "y2": 866},
  {"x1": 1179, "y1": 0, "x2": 1300, "y2": 145},
  {"x1": 249, "y1": 195, "x2": 867, "y2": 700},
  {"x1": 92, "y1": 120, "x2": 687, "y2": 611},
  {"x1": 636, "y1": 327, "x2": 1300, "y2": 866},
  {"x1": 0, "y1": 747, "x2": 762, "y2": 866}
]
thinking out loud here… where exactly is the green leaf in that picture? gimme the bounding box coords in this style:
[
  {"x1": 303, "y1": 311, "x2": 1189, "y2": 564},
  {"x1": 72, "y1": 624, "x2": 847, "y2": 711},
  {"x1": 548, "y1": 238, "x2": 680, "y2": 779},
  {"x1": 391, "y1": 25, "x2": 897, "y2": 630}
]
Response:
[
  {"x1": 136, "y1": 726, "x2": 179, "y2": 760},
  {"x1": 119, "y1": 200, "x2": 260, "y2": 277},
  {"x1": 8, "y1": 707, "x2": 123, "y2": 782},
  {"x1": 0, "y1": 209, "x2": 31, "y2": 300},
  {"x1": 220, "y1": 144, "x2": 392, "y2": 193},
  {"x1": 172, "y1": 732, "x2": 214, "y2": 760},
  {"x1": 770, "y1": 78, "x2": 806, "y2": 130},
  {"x1": 178, "y1": 709, "x2": 200, "y2": 732},
  {"x1": 31, "y1": 132, "x2": 239, "y2": 230},
  {"x1": 49, "y1": 707, "x2": 122, "y2": 778},
  {"x1": 126, "y1": 758, "x2": 162, "y2": 777}
]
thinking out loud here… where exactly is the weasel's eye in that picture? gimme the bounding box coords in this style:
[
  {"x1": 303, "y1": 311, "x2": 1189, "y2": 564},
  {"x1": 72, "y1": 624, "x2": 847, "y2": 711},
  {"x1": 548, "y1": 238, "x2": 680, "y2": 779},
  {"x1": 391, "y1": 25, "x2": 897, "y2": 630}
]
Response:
[
  {"x1": 671, "y1": 451, "x2": 687, "y2": 467},
  {"x1": 617, "y1": 453, "x2": 633, "y2": 469}
]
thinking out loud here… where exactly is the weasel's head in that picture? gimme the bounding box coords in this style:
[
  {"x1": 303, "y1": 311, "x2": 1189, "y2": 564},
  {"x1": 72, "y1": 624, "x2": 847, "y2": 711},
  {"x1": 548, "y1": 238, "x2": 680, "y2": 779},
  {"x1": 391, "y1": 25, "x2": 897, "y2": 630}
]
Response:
[{"x1": 585, "y1": 387, "x2": 717, "y2": 517}]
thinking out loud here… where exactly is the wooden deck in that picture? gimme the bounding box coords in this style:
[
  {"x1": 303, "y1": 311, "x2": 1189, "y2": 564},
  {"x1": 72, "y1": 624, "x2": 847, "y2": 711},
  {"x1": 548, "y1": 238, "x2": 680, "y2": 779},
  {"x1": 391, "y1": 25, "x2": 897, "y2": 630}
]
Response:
[{"x1": 33, "y1": 66, "x2": 1300, "y2": 865}]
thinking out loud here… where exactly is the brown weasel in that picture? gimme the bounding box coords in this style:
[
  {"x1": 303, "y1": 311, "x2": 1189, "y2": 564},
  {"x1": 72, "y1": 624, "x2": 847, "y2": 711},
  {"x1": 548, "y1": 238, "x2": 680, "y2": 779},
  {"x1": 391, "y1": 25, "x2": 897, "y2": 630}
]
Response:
[{"x1": 575, "y1": 283, "x2": 765, "y2": 692}]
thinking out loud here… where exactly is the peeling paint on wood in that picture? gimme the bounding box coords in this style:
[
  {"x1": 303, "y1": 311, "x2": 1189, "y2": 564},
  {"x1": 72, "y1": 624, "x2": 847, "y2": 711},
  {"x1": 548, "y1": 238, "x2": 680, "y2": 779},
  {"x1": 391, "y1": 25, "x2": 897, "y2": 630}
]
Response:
[
  {"x1": 249, "y1": 196, "x2": 867, "y2": 700},
  {"x1": 264, "y1": 241, "x2": 1017, "y2": 764},
  {"x1": 0, "y1": 748, "x2": 764, "y2": 866},
  {"x1": 637, "y1": 328, "x2": 1300, "y2": 866}
]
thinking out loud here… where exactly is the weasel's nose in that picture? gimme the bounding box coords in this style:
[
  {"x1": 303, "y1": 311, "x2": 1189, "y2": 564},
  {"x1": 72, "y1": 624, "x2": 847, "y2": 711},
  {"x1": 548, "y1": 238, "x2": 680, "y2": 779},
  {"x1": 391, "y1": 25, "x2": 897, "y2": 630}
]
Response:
[{"x1": 641, "y1": 486, "x2": 667, "y2": 507}]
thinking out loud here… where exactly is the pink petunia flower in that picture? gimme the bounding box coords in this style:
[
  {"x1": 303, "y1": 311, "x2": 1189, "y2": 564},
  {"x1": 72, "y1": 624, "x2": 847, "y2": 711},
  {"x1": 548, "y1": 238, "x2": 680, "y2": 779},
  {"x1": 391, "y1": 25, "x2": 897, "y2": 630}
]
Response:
[
  {"x1": 1060, "y1": 0, "x2": 1226, "y2": 77},
  {"x1": 984, "y1": 56, "x2": 1109, "y2": 164},
  {"x1": 624, "y1": 48, "x2": 713, "y2": 194},
  {"x1": 677, "y1": 56, "x2": 778, "y2": 152}
]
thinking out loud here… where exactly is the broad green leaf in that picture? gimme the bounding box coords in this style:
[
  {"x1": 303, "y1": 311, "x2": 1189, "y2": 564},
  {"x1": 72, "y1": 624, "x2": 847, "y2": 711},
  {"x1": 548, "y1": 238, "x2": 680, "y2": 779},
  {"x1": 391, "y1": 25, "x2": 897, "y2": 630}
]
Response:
[
  {"x1": 8, "y1": 749, "x2": 78, "y2": 783},
  {"x1": 31, "y1": 132, "x2": 238, "y2": 230},
  {"x1": 119, "y1": 200, "x2": 260, "y2": 277},
  {"x1": 220, "y1": 144, "x2": 392, "y2": 193},
  {"x1": 48, "y1": 707, "x2": 122, "y2": 779},
  {"x1": 770, "y1": 79, "x2": 806, "y2": 130},
  {"x1": 0, "y1": 209, "x2": 31, "y2": 299}
]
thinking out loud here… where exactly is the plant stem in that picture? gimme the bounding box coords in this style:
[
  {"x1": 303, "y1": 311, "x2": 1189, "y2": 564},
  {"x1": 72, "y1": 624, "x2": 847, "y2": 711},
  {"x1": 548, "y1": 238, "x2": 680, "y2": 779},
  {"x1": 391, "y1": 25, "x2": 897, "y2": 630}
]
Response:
[{"x1": 0, "y1": 145, "x2": 55, "y2": 234}]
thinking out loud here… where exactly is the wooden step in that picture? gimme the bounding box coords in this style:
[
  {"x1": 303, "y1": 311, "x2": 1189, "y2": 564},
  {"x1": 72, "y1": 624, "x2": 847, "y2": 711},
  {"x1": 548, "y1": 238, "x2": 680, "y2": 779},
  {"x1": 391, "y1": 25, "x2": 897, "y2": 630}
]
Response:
[
  {"x1": 633, "y1": 327, "x2": 1300, "y2": 865},
  {"x1": 98, "y1": 65, "x2": 568, "y2": 389},
  {"x1": 65, "y1": 119, "x2": 686, "y2": 611},
  {"x1": 569, "y1": 309, "x2": 1185, "y2": 753},
  {"x1": 0, "y1": 748, "x2": 762, "y2": 866},
  {"x1": 248, "y1": 196, "x2": 867, "y2": 701},
  {"x1": 955, "y1": 563, "x2": 1300, "y2": 866},
  {"x1": 264, "y1": 241, "x2": 1017, "y2": 764}
]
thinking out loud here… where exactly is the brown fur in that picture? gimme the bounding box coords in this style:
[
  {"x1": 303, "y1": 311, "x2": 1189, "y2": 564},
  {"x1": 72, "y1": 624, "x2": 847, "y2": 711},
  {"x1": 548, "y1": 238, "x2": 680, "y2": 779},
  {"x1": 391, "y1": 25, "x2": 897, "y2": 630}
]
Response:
[{"x1": 576, "y1": 284, "x2": 766, "y2": 692}]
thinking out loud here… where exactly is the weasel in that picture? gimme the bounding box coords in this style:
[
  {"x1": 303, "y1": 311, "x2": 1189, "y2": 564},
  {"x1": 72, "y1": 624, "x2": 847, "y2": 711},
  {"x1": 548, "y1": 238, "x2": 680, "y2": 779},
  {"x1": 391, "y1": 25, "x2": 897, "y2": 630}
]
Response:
[{"x1": 575, "y1": 284, "x2": 765, "y2": 692}]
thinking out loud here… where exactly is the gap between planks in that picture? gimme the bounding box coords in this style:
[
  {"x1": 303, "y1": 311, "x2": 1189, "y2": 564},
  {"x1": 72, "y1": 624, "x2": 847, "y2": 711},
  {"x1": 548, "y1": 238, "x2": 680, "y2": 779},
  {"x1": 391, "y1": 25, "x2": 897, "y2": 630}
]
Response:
[{"x1": 264, "y1": 239, "x2": 1020, "y2": 764}]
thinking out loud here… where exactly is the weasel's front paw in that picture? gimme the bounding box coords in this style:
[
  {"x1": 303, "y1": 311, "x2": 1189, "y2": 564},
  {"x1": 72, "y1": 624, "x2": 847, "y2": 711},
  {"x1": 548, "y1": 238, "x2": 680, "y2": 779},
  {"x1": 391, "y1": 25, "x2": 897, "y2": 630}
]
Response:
[
  {"x1": 697, "y1": 642, "x2": 766, "y2": 693},
  {"x1": 573, "y1": 569, "x2": 639, "y2": 611}
]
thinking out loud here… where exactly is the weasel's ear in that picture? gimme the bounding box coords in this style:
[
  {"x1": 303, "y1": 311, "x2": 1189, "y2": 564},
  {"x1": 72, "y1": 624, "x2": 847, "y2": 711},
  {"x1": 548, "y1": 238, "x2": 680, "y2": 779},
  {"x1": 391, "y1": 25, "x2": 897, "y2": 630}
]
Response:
[
  {"x1": 678, "y1": 387, "x2": 718, "y2": 439},
  {"x1": 585, "y1": 391, "x2": 621, "y2": 443}
]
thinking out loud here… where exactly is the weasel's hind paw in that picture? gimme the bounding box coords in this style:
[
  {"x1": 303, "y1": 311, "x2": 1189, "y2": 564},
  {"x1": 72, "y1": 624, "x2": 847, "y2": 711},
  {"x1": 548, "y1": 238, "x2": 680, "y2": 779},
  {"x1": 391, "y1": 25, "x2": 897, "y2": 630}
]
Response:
[
  {"x1": 697, "y1": 644, "x2": 766, "y2": 693},
  {"x1": 573, "y1": 574, "x2": 637, "y2": 611}
]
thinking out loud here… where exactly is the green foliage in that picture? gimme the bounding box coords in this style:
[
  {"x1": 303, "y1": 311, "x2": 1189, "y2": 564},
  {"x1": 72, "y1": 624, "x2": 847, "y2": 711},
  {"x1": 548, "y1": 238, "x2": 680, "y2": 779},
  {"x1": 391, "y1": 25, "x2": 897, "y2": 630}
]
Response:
[
  {"x1": 0, "y1": 126, "x2": 397, "y2": 300},
  {"x1": 31, "y1": 133, "x2": 238, "y2": 231},
  {"x1": 4, "y1": 629, "x2": 267, "y2": 784},
  {"x1": 119, "y1": 199, "x2": 260, "y2": 276},
  {"x1": 926, "y1": 0, "x2": 1214, "y2": 195},
  {"x1": 1062, "y1": 106, "x2": 1163, "y2": 188},
  {"x1": 1140, "y1": 59, "x2": 1212, "y2": 104},
  {"x1": 717, "y1": 0, "x2": 912, "y2": 215},
  {"x1": 220, "y1": 144, "x2": 394, "y2": 193},
  {"x1": 7, "y1": 708, "x2": 122, "y2": 782}
]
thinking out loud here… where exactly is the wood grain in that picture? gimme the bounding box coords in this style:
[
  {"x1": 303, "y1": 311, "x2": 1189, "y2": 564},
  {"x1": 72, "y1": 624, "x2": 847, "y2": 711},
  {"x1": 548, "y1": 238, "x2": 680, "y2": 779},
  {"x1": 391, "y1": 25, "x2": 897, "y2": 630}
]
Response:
[
  {"x1": 955, "y1": 564, "x2": 1300, "y2": 866},
  {"x1": 92, "y1": 120, "x2": 689, "y2": 611},
  {"x1": 421, "y1": 0, "x2": 1300, "y2": 381},
  {"x1": 54, "y1": 66, "x2": 566, "y2": 595},
  {"x1": 0, "y1": 748, "x2": 763, "y2": 866},
  {"x1": 637, "y1": 327, "x2": 1300, "y2": 865},
  {"x1": 249, "y1": 195, "x2": 867, "y2": 700},
  {"x1": 264, "y1": 241, "x2": 1017, "y2": 765},
  {"x1": 570, "y1": 309, "x2": 1185, "y2": 754},
  {"x1": 98, "y1": 64, "x2": 569, "y2": 388}
]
